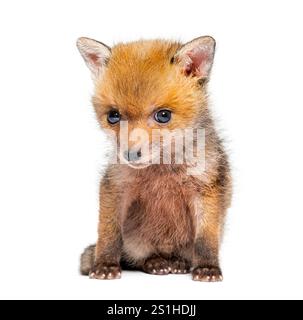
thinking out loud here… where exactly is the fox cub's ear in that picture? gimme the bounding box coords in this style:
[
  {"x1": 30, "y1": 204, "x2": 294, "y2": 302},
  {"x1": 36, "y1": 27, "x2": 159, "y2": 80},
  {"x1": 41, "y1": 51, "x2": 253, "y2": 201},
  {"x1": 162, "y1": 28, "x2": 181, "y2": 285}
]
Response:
[
  {"x1": 76, "y1": 37, "x2": 111, "y2": 79},
  {"x1": 173, "y1": 36, "x2": 216, "y2": 80}
]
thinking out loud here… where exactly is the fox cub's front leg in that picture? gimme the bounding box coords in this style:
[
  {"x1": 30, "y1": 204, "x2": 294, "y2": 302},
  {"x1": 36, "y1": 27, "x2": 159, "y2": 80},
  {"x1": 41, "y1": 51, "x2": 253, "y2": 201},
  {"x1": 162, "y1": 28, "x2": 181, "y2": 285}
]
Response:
[
  {"x1": 192, "y1": 184, "x2": 225, "y2": 282},
  {"x1": 89, "y1": 178, "x2": 122, "y2": 280}
]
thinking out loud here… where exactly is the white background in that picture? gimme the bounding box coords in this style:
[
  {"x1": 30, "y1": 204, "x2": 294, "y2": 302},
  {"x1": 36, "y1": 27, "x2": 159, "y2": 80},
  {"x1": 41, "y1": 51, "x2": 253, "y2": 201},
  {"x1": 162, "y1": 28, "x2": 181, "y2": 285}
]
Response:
[{"x1": 0, "y1": 0, "x2": 303, "y2": 300}]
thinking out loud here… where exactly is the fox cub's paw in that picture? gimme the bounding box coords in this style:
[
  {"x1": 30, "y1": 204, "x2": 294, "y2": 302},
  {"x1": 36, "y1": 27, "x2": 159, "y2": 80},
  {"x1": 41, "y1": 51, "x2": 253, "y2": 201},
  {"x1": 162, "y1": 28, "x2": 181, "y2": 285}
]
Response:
[
  {"x1": 143, "y1": 257, "x2": 170, "y2": 275},
  {"x1": 89, "y1": 262, "x2": 121, "y2": 280},
  {"x1": 192, "y1": 266, "x2": 223, "y2": 282},
  {"x1": 170, "y1": 257, "x2": 191, "y2": 274}
]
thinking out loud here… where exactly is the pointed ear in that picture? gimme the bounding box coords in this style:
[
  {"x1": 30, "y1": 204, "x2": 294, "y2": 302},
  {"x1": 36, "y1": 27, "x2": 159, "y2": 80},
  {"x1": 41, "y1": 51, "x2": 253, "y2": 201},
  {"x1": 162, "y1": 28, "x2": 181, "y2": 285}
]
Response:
[
  {"x1": 173, "y1": 36, "x2": 216, "y2": 80},
  {"x1": 76, "y1": 37, "x2": 111, "y2": 79}
]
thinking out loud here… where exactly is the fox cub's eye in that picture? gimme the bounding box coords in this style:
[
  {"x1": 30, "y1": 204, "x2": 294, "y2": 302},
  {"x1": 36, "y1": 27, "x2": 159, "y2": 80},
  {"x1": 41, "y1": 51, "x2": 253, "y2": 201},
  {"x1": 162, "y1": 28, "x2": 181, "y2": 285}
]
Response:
[
  {"x1": 154, "y1": 110, "x2": 171, "y2": 124},
  {"x1": 107, "y1": 110, "x2": 121, "y2": 124}
]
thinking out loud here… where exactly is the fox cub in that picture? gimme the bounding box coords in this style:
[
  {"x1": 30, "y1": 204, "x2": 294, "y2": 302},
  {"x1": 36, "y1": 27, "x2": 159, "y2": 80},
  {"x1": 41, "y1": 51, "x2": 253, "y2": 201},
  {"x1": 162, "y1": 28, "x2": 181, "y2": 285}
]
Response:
[{"x1": 77, "y1": 36, "x2": 232, "y2": 281}]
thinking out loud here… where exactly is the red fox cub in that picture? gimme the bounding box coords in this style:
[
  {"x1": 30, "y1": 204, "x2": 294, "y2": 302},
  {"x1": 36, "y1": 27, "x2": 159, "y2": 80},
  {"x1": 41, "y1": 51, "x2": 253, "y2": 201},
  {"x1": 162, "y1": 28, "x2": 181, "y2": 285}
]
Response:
[{"x1": 77, "y1": 36, "x2": 232, "y2": 281}]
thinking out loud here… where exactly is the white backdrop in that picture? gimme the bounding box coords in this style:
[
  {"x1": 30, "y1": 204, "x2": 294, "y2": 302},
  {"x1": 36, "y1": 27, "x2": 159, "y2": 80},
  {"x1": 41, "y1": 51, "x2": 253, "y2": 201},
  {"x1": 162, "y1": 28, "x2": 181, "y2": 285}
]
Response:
[{"x1": 0, "y1": 0, "x2": 303, "y2": 300}]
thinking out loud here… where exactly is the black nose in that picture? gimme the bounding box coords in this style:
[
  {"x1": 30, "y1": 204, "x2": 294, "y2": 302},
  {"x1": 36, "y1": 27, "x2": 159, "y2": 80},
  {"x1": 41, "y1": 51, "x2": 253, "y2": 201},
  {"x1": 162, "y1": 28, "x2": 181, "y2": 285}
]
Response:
[{"x1": 123, "y1": 149, "x2": 142, "y2": 162}]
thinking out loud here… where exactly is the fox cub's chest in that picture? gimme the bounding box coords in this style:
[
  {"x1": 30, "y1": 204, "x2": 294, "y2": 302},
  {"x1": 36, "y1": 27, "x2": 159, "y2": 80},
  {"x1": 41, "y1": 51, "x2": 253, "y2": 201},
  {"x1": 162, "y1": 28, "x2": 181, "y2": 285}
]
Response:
[{"x1": 121, "y1": 172, "x2": 198, "y2": 254}]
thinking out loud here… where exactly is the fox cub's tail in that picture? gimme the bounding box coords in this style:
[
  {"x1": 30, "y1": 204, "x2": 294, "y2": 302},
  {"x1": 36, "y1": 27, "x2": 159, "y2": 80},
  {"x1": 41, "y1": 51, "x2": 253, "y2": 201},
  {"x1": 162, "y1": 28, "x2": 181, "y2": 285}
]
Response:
[{"x1": 80, "y1": 245, "x2": 96, "y2": 275}]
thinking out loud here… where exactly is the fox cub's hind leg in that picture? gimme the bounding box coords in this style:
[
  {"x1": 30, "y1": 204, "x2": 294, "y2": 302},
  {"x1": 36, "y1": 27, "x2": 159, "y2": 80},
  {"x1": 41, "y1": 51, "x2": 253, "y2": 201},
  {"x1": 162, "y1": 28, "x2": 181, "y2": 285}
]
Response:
[
  {"x1": 170, "y1": 257, "x2": 191, "y2": 274},
  {"x1": 142, "y1": 255, "x2": 191, "y2": 275},
  {"x1": 142, "y1": 256, "x2": 171, "y2": 275},
  {"x1": 80, "y1": 245, "x2": 96, "y2": 276}
]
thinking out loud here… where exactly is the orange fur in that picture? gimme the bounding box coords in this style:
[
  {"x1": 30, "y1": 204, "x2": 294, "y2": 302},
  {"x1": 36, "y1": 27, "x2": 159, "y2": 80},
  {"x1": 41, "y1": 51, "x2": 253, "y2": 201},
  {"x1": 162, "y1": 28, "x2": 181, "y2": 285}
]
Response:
[{"x1": 93, "y1": 40, "x2": 207, "y2": 133}]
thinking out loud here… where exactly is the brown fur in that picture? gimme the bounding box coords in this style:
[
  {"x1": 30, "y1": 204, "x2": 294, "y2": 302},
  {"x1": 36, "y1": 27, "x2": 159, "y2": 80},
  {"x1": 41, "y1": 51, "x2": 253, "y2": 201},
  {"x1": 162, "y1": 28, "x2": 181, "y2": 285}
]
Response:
[{"x1": 78, "y1": 37, "x2": 232, "y2": 281}]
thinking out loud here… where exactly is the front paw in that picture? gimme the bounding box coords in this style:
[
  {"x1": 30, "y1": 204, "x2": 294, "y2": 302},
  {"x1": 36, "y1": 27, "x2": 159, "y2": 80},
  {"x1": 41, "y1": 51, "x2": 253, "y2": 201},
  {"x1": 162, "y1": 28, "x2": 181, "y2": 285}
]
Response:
[
  {"x1": 143, "y1": 257, "x2": 170, "y2": 275},
  {"x1": 192, "y1": 266, "x2": 223, "y2": 282},
  {"x1": 89, "y1": 262, "x2": 121, "y2": 280}
]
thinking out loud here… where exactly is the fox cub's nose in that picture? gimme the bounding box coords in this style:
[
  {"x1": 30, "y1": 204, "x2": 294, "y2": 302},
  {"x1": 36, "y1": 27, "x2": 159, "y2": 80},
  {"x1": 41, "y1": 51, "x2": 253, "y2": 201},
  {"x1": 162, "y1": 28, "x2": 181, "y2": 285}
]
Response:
[{"x1": 123, "y1": 149, "x2": 142, "y2": 162}]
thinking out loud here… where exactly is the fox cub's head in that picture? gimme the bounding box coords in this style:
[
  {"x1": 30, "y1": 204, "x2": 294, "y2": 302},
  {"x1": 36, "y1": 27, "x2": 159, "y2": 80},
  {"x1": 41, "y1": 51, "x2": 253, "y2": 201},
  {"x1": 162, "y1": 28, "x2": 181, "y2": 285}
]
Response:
[{"x1": 77, "y1": 37, "x2": 215, "y2": 166}]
